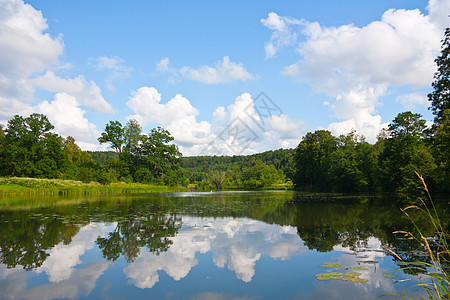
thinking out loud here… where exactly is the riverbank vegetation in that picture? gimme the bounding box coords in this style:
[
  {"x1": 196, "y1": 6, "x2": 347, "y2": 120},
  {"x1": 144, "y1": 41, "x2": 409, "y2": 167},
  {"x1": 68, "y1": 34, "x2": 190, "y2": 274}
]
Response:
[
  {"x1": 0, "y1": 177, "x2": 187, "y2": 196},
  {"x1": 0, "y1": 114, "x2": 188, "y2": 191}
]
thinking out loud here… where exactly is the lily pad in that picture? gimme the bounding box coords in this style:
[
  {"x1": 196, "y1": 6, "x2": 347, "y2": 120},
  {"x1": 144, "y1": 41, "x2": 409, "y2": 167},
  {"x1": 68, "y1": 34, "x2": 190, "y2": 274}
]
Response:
[
  {"x1": 316, "y1": 272, "x2": 343, "y2": 280},
  {"x1": 342, "y1": 276, "x2": 354, "y2": 281},
  {"x1": 321, "y1": 262, "x2": 342, "y2": 268},
  {"x1": 350, "y1": 266, "x2": 368, "y2": 270},
  {"x1": 316, "y1": 273, "x2": 332, "y2": 280},
  {"x1": 383, "y1": 274, "x2": 398, "y2": 279},
  {"x1": 351, "y1": 277, "x2": 368, "y2": 283},
  {"x1": 329, "y1": 272, "x2": 344, "y2": 279},
  {"x1": 344, "y1": 272, "x2": 361, "y2": 277},
  {"x1": 328, "y1": 272, "x2": 343, "y2": 276}
]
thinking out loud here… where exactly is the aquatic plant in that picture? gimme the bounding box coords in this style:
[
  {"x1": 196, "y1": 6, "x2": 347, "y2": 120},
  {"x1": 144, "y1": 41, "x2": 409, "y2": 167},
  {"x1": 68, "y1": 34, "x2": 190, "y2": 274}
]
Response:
[
  {"x1": 316, "y1": 263, "x2": 368, "y2": 283},
  {"x1": 385, "y1": 172, "x2": 449, "y2": 299},
  {"x1": 321, "y1": 262, "x2": 342, "y2": 268},
  {"x1": 350, "y1": 266, "x2": 369, "y2": 270},
  {"x1": 0, "y1": 177, "x2": 187, "y2": 197}
]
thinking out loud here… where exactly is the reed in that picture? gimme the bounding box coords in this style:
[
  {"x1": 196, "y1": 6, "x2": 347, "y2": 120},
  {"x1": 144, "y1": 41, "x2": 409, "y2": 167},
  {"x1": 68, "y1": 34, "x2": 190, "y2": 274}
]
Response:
[
  {"x1": 0, "y1": 177, "x2": 188, "y2": 196},
  {"x1": 387, "y1": 172, "x2": 449, "y2": 299}
]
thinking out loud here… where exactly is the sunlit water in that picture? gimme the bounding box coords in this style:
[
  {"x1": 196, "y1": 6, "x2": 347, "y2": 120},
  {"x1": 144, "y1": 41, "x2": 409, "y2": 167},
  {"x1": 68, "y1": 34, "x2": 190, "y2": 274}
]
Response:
[{"x1": 0, "y1": 191, "x2": 445, "y2": 299}]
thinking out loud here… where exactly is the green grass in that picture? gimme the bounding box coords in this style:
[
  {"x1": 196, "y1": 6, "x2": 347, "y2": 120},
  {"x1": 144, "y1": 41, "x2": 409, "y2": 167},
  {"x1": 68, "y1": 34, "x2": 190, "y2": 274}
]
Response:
[{"x1": 0, "y1": 177, "x2": 188, "y2": 196}]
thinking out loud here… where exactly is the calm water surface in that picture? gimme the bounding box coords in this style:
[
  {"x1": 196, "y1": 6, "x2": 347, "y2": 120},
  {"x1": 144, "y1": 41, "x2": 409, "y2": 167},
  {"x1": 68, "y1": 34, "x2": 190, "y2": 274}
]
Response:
[{"x1": 0, "y1": 191, "x2": 446, "y2": 299}]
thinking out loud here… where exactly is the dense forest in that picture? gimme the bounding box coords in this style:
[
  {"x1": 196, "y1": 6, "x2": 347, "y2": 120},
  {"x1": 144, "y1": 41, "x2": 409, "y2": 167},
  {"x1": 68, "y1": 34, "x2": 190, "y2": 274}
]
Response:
[
  {"x1": 180, "y1": 148, "x2": 295, "y2": 190},
  {"x1": 0, "y1": 28, "x2": 448, "y2": 198}
]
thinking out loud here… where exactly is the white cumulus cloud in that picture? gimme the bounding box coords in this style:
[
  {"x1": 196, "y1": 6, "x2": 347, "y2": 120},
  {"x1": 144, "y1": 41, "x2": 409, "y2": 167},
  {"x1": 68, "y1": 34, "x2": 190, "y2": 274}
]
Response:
[
  {"x1": 395, "y1": 92, "x2": 428, "y2": 110},
  {"x1": 127, "y1": 88, "x2": 306, "y2": 155},
  {"x1": 94, "y1": 55, "x2": 132, "y2": 92},
  {"x1": 264, "y1": 0, "x2": 449, "y2": 142},
  {"x1": 126, "y1": 87, "x2": 212, "y2": 147},
  {"x1": 37, "y1": 93, "x2": 103, "y2": 150},
  {"x1": 180, "y1": 56, "x2": 256, "y2": 84},
  {"x1": 0, "y1": 0, "x2": 115, "y2": 151},
  {"x1": 156, "y1": 57, "x2": 170, "y2": 72},
  {"x1": 261, "y1": 12, "x2": 304, "y2": 58},
  {"x1": 31, "y1": 71, "x2": 115, "y2": 113},
  {"x1": 0, "y1": 0, "x2": 63, "y2": 101}
]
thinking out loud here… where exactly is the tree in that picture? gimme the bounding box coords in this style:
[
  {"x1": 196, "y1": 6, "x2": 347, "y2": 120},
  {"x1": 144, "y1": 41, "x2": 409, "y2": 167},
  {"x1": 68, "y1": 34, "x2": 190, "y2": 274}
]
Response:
[
  {"x1": 428, "y1": 27, "x2": 450, "y2": 129},
  {"x1": 293, "y1": 130, "x2": 337, "y2": 191},
  {"x1": 432, "y1": 109, "x2": 450, "y2": 192},
  {"x1": 378, "y1": 112, "x2": 436, "y2": 195},
  {"x1": 0, "y1": 114, "x2": 65, "y2": 178},
  {"x1": 210, "y1": 171, "x2": 226, "y2": 190},
  {"x1": 138, "y1": 127, "x2": 184, "y2": 185},
  {"x1": 328, "y1": 131, "x2": 369, "y2": 192},
  {"x1": 123, "y1": 119, "x2": 142, "y2": 155},
  {"x1": 98, "y1": 121, "x2": 124, "y2": 154},
  {"x1": 428, "y1": 26, "x2": 450, "y2": 192},
  {"x1": 388, "y1": 111, "x2": 427, "y2": 140}
]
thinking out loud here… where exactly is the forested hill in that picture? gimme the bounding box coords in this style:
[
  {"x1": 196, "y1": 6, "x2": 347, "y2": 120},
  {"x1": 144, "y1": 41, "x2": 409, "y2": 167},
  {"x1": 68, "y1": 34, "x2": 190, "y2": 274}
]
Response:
[
  {"x1": 180, "y1": 148, "x2": 295, "y2": 183},
  {"x1": 89, "y1": 148, "x2": 295, "y2": 185}
]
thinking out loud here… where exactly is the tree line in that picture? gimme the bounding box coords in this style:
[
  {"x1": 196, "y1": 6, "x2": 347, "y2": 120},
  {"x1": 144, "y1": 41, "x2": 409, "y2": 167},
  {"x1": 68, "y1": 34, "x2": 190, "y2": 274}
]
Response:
[
  {"x1": 0, "y1": 116, "x2": 186, "y2": 186},
  {"x1": 180, "y1": 149, "x2": 294, "y2": 190}
]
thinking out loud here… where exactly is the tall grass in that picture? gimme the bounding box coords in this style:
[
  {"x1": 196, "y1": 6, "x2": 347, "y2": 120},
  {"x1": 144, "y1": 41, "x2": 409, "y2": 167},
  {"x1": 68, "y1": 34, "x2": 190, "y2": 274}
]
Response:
[
  {"x1": 0, "y1": 177, "x2": 187, "y2": 196},
  {"x1": 386, "y1": 172, "x2": 449, "y2": 299}
]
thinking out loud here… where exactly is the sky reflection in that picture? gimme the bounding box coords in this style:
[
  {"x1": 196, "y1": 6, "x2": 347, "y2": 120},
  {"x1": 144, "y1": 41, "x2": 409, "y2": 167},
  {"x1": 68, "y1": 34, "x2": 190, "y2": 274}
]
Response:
[{"x1": 0, "y1": 215, "x2": 426, "y2": 299}]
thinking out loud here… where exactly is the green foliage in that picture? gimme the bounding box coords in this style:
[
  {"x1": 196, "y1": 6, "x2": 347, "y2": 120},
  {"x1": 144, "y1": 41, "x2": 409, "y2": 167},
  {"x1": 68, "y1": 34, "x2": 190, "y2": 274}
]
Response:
[
  {"x1": 428, "y1": 26, "x2": 450, "y2": 194},
  {"x1": 181, "y1": 148, "x2": 294, "y2": 190},
  {"x1": 0, "y1": 114, "x2": 186, "y2": 188},
  {"x1": 378, "y1": 112, "x2": 436, "y2": 196},
  {"x1": 98, "y1": 120, "x2": 124, "y2": 154},
  {"x1": 293, "y1": 130, "x2": 337, "y2": 192},
  {"x1": 428, "y1": 27, "x2": 450, "y2": 130},
  {"x1": 388, "y1": 174, "x2": 449, "y2": 300},
  {"x1": 432, "y1": 109, "x2": 450, "y2": 192},
  {"x1": 88, "y1": 151, "x2": 119, "y2": 165},
  {"x1": 291, "y1": 112, "x2": 443, "y2": 197},
  {"x1": 97, "y1": 121, "x2": 186, "y2": 186},
  {"x1": 0, "y1": 114, "x2": 66, "y2": 178},
  {"x1": 0, "y1": 177, "x2": 187, "y2": 196}
]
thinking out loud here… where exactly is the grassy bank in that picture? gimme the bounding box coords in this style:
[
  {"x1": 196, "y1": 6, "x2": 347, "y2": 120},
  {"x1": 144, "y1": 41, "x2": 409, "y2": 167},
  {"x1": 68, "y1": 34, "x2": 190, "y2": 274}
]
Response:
[{"x1": 0, "y1": 177, "x2": 188, "y2": 196}]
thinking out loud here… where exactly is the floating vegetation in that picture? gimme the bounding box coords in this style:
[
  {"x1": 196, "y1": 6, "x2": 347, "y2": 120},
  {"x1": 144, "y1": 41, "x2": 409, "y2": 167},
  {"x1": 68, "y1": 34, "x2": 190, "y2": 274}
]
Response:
[
  {"x1": 328, "y1": 272, "x2": 344, "y2": 279},
  {"x1": 316, "y1": 273, "x2": 333, "y2": 280},
  {"x1": 315, "y1": 272, "x2": 344, "y2": 280},
  {"x1": 383, "y1": 274, "x2": 398, "y2": 279},
  {"x1": 344, "y1": 272, "x2": 361, "y2": 277},
  {"x1": 350, "y1": 277, "x2": 368, "y2": 283},
  {"x1": 341, "y1": 276, "x2": 354, "y2": 281},
  {"x1": 320, "y1": 262, "x2": 342, "y2": 268},
  {"x1": 350, "y1": 266, "x2": 368, "y2": 270},
  {"x1": 316, "y1": 262, "x2": 368, "y2": 283}
]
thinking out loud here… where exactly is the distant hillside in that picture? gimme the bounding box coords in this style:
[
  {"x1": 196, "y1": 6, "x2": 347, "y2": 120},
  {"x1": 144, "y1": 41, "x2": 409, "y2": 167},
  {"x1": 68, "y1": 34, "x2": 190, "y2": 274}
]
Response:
[
  {"x1": 87, "y1": 148, "x2": 296, "y2": 184},
  {"x1": 180, "y1": 148, "x2": 295, "y2": 183},
  {"x1": 87, "y1": 151, "x2": 119, "y2": 166}
]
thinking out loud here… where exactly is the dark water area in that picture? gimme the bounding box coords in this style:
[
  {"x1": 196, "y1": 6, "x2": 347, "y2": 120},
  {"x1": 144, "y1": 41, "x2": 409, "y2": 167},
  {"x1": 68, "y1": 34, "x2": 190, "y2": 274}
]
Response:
[{"x1": 0, "y1": 191, "x2": 447, "y2": 299}]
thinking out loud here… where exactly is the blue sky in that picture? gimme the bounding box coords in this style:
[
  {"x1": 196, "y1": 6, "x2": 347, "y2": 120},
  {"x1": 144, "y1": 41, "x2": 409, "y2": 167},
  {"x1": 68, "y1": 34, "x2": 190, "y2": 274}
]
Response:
[{"x1": 1, "y1": 0, "x2": 449, "y2": 155}]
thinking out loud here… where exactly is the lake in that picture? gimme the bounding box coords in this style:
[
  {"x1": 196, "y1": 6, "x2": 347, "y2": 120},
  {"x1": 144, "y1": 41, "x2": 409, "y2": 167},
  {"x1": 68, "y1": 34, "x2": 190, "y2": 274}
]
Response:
[{"x1": 0, "y1": 191, "x2": 446, "y2": 299}]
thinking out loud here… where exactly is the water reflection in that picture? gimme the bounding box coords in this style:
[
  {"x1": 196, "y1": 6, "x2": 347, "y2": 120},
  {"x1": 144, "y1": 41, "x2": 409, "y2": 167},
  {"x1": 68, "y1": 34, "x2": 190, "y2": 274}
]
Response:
[
  {"x1": 123, "y1": 216, "x2": 308, "y2": 288},
  {"x1": 0, "y1": 191, "x2": 446, "y2": 299}
]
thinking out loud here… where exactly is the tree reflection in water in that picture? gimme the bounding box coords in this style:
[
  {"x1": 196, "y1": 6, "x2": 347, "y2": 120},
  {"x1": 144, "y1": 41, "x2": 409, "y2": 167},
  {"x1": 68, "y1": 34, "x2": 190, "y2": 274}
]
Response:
[{"x1": 0, "y1": 192, "x2": 447, "y2": 276}]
